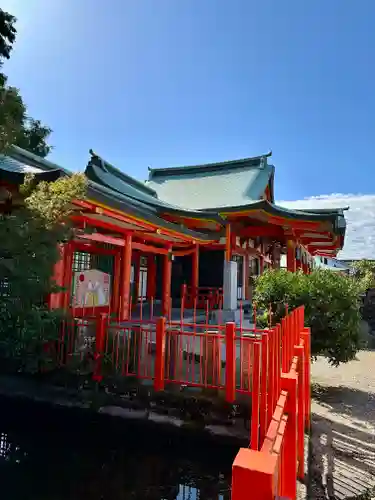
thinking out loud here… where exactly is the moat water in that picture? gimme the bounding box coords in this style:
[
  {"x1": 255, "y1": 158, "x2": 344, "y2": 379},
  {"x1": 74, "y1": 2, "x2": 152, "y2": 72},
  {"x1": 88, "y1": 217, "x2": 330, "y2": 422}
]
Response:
[{"x1": 0, "y1": 398, "x2": 236, "y2": 499}]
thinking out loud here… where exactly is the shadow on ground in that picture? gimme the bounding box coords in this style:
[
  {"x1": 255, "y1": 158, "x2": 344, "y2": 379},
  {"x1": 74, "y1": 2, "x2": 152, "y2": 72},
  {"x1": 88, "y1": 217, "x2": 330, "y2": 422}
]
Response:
[
  {"x1": 309, "y1": 387, "x2": 375, "y2": 499},
  {"x1": 311, "y1": 383, "x2": 375, "y2": 427}
]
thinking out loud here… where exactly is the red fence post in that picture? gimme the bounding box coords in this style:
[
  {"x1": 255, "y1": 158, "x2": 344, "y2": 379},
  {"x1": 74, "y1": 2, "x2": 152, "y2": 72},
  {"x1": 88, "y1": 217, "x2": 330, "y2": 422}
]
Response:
[
  {"x1": 93, "y1": 313, "x2": 107, "y2": 382},
  {"x1": 251, "y1": 342, "x2": 261, "y2": 450},
  {"x1": 259, "y1": 332, "x2": 269, "y2": 444},
  {"x1": 225, "y1": 322, "x2": 236, "y2": 403},
  {"x1": 280, "y1": 372, "x2": 298, "y2": 500},
  {"x1": 267, "y1": 329, "x2": 275, "y2": 429},
  {"x1": 301, "y1": 327, "x2": 311, "y2": 430},
  {"x1": 294, "y1": 345, "x2": 305, "y2": 480},
  {"x1": 154, "y1": 317, "x2": 166, "y2": 391},
  {"x1": 232, "y1": 448, "x2": 278, "y2": 500},
  {"x1": 281, "y1": 317, "x2": 287, "y2": 372}
]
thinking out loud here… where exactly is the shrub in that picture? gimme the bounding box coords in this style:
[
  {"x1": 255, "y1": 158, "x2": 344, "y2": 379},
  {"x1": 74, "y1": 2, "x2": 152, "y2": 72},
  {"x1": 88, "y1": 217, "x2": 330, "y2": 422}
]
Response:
[{"x1": 254, "y1": 269, "x2": 362, "y2": 366}]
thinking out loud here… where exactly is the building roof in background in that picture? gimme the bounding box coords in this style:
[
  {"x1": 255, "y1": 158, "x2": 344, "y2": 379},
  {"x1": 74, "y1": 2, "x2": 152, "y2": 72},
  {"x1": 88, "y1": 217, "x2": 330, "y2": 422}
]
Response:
[
  {"x1": 146, "y1": 153, "x2": 275, "y2": 209},
  {"x1": 0, "y1": 145, "x2": 348, "y2": 250},
  {"x1": 0, "y1": 146, "x2": 64, "y2": 184}
]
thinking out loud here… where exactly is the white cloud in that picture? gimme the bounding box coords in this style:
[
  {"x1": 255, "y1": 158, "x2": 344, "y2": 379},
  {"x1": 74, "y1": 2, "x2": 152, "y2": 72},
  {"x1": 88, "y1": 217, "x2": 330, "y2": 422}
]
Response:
[{"x1": 278, "y1": 194, "x2": 375, "y2": 260}]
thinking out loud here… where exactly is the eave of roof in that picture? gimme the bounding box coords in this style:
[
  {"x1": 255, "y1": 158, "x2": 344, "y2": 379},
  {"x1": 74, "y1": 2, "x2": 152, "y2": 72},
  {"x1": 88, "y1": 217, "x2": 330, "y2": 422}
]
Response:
[{"x1": 148, "y1": 151, "x2": 272, "y2": 178}]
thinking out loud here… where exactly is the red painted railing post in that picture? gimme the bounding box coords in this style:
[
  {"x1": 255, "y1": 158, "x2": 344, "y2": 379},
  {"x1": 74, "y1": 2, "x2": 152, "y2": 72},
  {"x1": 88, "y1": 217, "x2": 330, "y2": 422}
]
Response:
[
  {"x1": 154, "y1": 317, "x2": 166, "y2": 391},
  {"x1": 280, "y1": 372, "x2": 298, "y2": 500},
  {"x1": 251, "y1": 342, "x2": 261, "y2": 450},
  {"x1": 225, "y1": 322, "x2": 236, "y2": 403},
  {"x1": 232, "y1": 448, "x2": 278, "y2": 500},
  {"x1": 259, "y1": 332, "x2": 269, "y2": 444},
  {"x1": 301, "y1": 327, "x2": 311, "y2": 430},
  {"x1": 294, "y1": 344, "x2": 305, "y2": 480},
  {"x1": 267, "y1": 329, "x2": 275, "y2": 429},
  {"x1": 93, "y1": 313, "x2": 107, "y2": 382}
]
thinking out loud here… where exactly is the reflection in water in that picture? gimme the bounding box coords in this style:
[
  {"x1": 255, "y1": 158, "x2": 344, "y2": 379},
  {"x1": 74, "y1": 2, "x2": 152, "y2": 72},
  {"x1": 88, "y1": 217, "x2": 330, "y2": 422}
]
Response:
[{"x1": 0, "y1": 399, "x2": 235, "y2": 499}]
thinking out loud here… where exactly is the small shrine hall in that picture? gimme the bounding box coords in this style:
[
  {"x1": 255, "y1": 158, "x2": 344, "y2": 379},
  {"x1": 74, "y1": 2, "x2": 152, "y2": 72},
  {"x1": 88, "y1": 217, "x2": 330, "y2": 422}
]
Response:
[{"x1": 0, "y1": 145, "x2": 347, "y2": 320}]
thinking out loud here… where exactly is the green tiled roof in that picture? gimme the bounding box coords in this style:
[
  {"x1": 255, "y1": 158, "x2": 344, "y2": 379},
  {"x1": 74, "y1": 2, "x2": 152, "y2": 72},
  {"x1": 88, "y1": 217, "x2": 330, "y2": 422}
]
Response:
[
  {"x1": 0, "y1": 146, "x2": 347, "y2": 246},
  {"x1": 147, "y1": 154, "x2": 275, "y2": 210}
]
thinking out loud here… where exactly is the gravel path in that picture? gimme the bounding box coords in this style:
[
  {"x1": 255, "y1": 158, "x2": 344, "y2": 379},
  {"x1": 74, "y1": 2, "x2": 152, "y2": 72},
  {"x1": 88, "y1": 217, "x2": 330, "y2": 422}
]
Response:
[{"x1": 308, "y1": 351, "x2": 375, "y2": 499}]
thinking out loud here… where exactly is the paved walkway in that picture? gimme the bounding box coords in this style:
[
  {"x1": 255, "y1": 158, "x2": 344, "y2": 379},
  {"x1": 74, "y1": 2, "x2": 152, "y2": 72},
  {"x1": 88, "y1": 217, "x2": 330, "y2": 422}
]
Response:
[{"x1": 308, "y1": 351, "x2": 375, "y2": 499}]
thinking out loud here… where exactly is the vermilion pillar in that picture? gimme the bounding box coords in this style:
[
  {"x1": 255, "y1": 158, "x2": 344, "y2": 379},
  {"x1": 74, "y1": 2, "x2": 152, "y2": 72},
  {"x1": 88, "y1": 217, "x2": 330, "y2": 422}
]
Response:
[
  {"x1": 112, "y1": 252, "x2": 121, "y2": 316},
  {"x1": 147, "y1": 255, "x2": 156, "y2": 300},
  {"x1": 192, "y1": 244, "x2": 199, "y2": 292},
  {"x1": 62, "y1": 242, "x2": 74, "y2": 310},
  {"x1": 286, "y1": 239, "x2": 296, "y2": 273},
  {"x1": 49, "y1": 244, "x2": 66, "y2": 309},
  {"x1": 120, "y1": 233, "x2": 132, "y2": 321},
  {"x1": 162, "y1": 252, "x2": 172, "y2": 316}
]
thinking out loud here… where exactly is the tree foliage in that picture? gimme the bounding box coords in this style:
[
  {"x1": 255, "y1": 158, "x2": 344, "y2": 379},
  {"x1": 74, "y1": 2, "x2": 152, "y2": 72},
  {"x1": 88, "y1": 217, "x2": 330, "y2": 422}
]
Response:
[
  {"x1": 0, "y1": 174, "x2": 87, "y2": 373},
  {"x1": 0, "y1": 8, "x2": 52, "y2": 156},
  {"x1": 352, "y1": 259, "x2": 375, "y2": 292},
  {"x1": 254, "y1": 269, "x2": 362, "y2": 366}
]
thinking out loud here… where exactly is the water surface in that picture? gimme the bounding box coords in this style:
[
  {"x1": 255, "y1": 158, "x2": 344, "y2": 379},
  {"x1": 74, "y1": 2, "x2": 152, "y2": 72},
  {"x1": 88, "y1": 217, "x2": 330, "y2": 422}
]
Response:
[{"x1": 0, "y1": 398, "x2": 235, "y2": 499}]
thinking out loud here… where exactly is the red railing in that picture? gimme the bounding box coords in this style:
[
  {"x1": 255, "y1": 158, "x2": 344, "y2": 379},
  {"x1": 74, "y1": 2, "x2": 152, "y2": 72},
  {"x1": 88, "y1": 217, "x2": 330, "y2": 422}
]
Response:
[
  {"x1": 181, "y1": 284, "x2": 223, "y2": 310},
  {"x1": 62, "y1": 305, "x2": 309, "y2": 499},
  {"x1": 232, "y1": 306, "x2": 310, "y2": 500}
]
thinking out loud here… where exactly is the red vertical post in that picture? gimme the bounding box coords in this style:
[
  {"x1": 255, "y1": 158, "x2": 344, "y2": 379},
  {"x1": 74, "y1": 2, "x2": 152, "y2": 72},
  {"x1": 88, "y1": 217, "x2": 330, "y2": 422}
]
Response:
[
  {"x1": 280, "y1": 372, "x2": 298, "y2": 500},
  {"x1": 225, "y1": 322, "x2": 236, "y2": 402},
  {"x1": 259, "y1": 332, "x2": 268, "y2": 444},
  {"x1": 267, "y1": 329, "x2": 275, "y2": 428},
  {"x1": 162, "y1": 252, "x2": 172, "y2": 316},
  {"x1": 120, "y1": 233, "x2": 132, "y2": 321},
  {"x1": 295, "y1": 345, "x2": 305, "y2": 479},
  {"x1": 301, "y1": 327, "x2": 311, "y2": 430},
  {"x1": 112, "y1": 251, "x2": 121, "y2": 317},
  {"x1": 62, "y1": 242, "x2": 73, "y2": 311},
  {"x1": 154, "y1": 316, "x2": 166, "y2": 391},
  {"x1": 286, "y1": 239, "x2": 296, "y2": 273},
  {"x1": 49, "y1": 243, "x2": 66, "y2": 309},
  {"x1": 232, "y1": 449, "x2": 277, "y2": 500},
  {"x1": 281, "y1": 317, "x2": 287, "y2": 372},
  {"x1": 93, "y1": 313, "x2": 107, "y2": 382},
  {"x1": 147, "y1": 255, "x2": 156, "y2": 301},
  {"x1": 251, "y1": 341, "x2": 261, "y2": 450}
]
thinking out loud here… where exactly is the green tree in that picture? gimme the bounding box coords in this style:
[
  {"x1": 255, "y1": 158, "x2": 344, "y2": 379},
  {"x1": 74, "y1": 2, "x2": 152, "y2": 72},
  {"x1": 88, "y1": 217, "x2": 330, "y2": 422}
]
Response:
[
  {"x1": 352, "y1": 259, "x2": 375, "y2": 292},
  {"x1": 0, "y1": 8, "x2": 52, "y2": 156},
  {"x1": 0, "y1": 8, "x2": 16, "y2": 85},
  {"x1": 254, "y1": 269, "x2": 362, "y2": 366},
  {"x1": 0, "y1": 173, "x2": 87, "y2": 373}
]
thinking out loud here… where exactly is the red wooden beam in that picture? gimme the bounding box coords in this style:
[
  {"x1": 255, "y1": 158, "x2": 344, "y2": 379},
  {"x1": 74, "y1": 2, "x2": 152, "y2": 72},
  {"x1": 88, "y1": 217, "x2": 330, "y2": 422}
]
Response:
[
  {"x1": 71, "y1": 241, "x2": 118, "y2": 256},
  {"x1": 173, "y1": 247, "x2": 196, "y2": 257},
  {"x1": 239, "y1": 226, "x2": 285, "y2": 238},
  {"x1": 78, "y1": 232, "x2": 125, "y2": 247},
  {"x1": 132, "y1": 241, "x2": 169, "y2": 255},
  {"x1": 71, "y1": 214, "x2": 129, "y2": 235}
]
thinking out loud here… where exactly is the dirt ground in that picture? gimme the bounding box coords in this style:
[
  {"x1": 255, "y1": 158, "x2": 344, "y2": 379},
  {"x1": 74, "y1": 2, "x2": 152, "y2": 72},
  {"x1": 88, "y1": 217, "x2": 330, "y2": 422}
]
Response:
[{"x1": 306, "y1": 351, "x2": 375, "y2": 499}]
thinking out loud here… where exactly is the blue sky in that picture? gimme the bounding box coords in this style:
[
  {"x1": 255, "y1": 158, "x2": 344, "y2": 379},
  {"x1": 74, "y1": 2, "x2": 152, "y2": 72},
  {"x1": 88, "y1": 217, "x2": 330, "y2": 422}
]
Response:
[{"x1": 3, "y1": 0, "x2": 375, "y2": 203}]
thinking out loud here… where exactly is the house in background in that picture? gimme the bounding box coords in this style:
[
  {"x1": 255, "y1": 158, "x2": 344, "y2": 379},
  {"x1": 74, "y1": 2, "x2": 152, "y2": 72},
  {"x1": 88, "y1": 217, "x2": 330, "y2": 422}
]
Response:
[{"x1": 314, "y1": 255, "x2": 353, "y2": 274}]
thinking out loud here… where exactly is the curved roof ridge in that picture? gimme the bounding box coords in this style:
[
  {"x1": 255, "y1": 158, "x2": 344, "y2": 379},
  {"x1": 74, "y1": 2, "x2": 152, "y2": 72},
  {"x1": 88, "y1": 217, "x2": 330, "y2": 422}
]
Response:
[
  {"x1": 89, "y1": 149, "x2": 158, "y2": 197},
  {"x1": 148, "y1": 151, "x2": 272, "y2": 179}
]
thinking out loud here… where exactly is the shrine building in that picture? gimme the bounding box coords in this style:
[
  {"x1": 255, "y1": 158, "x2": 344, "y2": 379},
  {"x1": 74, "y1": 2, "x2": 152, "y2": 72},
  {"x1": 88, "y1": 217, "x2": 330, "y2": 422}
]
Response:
[{"x1": 0, "y1": 145, "x2": 347, "y2": 320}]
